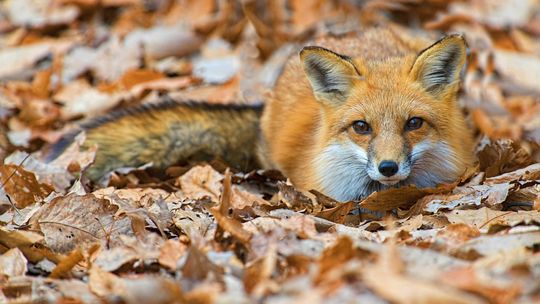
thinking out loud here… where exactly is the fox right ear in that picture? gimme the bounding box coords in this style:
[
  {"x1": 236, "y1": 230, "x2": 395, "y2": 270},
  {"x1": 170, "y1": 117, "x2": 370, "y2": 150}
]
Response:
[
  {"x1": 410, "y1": 34, "x2": 467, "y2": 99},
  {"x1": 300, "y1": 46, "x2": 361, "y2": 106}
]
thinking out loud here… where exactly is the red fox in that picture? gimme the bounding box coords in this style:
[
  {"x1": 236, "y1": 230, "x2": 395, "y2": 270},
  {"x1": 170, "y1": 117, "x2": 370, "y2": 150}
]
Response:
[{"x1": 49, "y1": 28, "x2": 475, "y2": 201}]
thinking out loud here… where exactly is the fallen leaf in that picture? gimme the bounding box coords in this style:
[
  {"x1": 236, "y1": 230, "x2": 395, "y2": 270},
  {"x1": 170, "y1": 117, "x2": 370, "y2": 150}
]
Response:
[
  {"x1": 419, "y1": 183, "x2": 512, "y2": 214},
  {"x1": 4, "y1": 150, "x2": 75, "y2": 191},
  {"x1": 315, "y1": 202, "x2": 355, "y2": 224},
  {"x1": 477, "y1": 138, "x2": 533, "y2": 177},
  {"x1": 88, "y1": 266, "x2": 126, "y2": 297},
  {"x1": 361, "y1": 184, "x2": 455, "y2": 211},
  {"x1": 485, "y1": 163, "x2": 540, "y2": 184},
  {"x1": 0, "y1": 227, "x2": 60, "y2": 263},
  {"x1": 158, "y1": 239, "x2": 188, "y2": 270},
  {"x1": 210, "y1": 206, "x2": 252, "y2": 244},
  {"x1": 0, "y1": 40, "x2": 74, "y2": 80},
  {"x1": 31, "y1": 194, "x2": 133, "y2": 253},
  {"x1": 54, "y1": 79, "x2": 119, "y2": 119},
  {"x1": 363, "y1": 244, "x2": 484, "y2": 304},
  {"x1": 441, "y1": 267, "x2": 521, "y2": 304},
  {"x1": 0, "y1": 248, "x2": 27, "y2": 277},
  {"x1": 0, "y1": 163, "x2": 54, "y2": 208},
  {"x1": 177, "y1": 165, "x2": 223, "y2": 202},
  {"x1": 181, "y1": 245, "x2": 223, "y2": 282},
  {"x1": 458, "y1": 231, "x2": 540, "y2": 256},
  {"x1": 49, "y1": 248, "x2": 84, "y2": 279},
  {"x1": 243, "y1": 244, "x2": 277, "y2": 295},
  {"x1": 3, "y1": 0, "x2": 79, "y2": 28},
  {"x1": 446, "y1": 207, "x2": 540, "y2": 232}
]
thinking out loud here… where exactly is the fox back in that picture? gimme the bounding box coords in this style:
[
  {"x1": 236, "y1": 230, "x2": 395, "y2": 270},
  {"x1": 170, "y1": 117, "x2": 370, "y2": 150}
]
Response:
[{"x1": 260, "y1": 28, "x2": 475, "y2": 201}]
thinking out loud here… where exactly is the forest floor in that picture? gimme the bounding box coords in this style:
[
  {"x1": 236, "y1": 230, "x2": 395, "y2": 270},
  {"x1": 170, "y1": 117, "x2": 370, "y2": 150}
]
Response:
[{"x1": 1, "y1": 0, "x2": 540, "y2": 303}]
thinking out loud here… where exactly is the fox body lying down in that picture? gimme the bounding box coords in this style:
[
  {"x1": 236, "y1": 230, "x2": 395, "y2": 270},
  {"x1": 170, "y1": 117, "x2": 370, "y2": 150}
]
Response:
[{"x1": 50, "y1": 28, "x2": 475, "y2": 201}]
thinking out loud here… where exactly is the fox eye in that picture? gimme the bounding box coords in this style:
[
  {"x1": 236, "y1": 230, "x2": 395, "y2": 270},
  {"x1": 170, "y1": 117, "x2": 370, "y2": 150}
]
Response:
[
  {"x1": 352, "y1": 120, "x2": 372, "y2": 134},
  {"x1": 405, "y1": 117, "x2": 423, "y2": 131}
]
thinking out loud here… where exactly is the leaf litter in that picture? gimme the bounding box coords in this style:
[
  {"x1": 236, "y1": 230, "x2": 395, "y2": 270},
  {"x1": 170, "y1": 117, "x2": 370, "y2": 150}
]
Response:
[{"x1": 1, "y1": 0, "x2": 540, "y2": 303}]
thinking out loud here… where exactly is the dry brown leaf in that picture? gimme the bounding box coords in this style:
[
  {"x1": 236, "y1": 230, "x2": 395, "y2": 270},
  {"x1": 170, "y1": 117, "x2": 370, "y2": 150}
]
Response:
[
  {"x1": 88, "y1": 266, "x2": 126, "y2": 297},
  {"x1": 485, "y1": 163, "x2": 540, "y2": 184},
  {"x1": 277, "y1": 182, "x2": 321, "y2": 212},
  {"x1": 436, "y1": 223, "x2": 481, "y2": 251},
  {"x1": 0, "y1": 247, "x2": 28, "y2": 277},
  {"x1": 90, "y1": 265, "x2": 184, "y2": 303},
  {"x1": 0, "y1": 40, "x2": 75, "y2": 80},
  {"x1": 172, "y1": 208, "x2": 213, "y2": 238},
  {"x1": 124, "y1": 25, "x2": 203, "y2": 60},
  {"x1": 440, "y1": 267, "x2": 521, "y2": 304},
  {"x1": 181, "y1": 245, "x2": 223, "y2": 282},
  {"x1": 477, "y1": 138, "x2": 533, "y2": 177},
  {"x1": 419, "y1": 183, "x2": 513, "y2": 214},
  {"x1": 361, "y1": 184, "x2": 455, "y2": 211},
  {"x1": 458, "y1": 231, "x2": 540, "y2": 256},
  {"x1": 493, "y1": 50, "x2": 540, "y2": 95},
  {"x1": 158, "y1": 239, "x2": 188, "y2": 270},
  {"x1": 230, "y1": 186, "x2": 269, "y2": 210},
  {"x1": 126, "y1": 76, "x2": 195, "y2": 98},
  {"x1": 244, "y1": 244, "x2": 277, "y2": 295},
  {"x1": 18, "y1": 98, "x2": 60, "y2": 128},
  {"x1": 447, "y1": 0, "x2": 534, "y2": 28},
  {"x1": 168, "y1": 76, "x2": 241, "y2": 104},
  {"x1": 0, "y1": 227, "x2": 61, "y2": 263},
  {"x1": 316, "y1": 236, "x2": 355, "y2": 284},
  {"x1": 31, "y1": 194, "x2": 133, "y2": 253},
  {"x1": 210, "y1": 207, "x2": 252, "y2": 245},
  {"x1": 53, "y1": 279, "x2": 102, "y2": 303},
  {"x1": 446, "y1": 207, "x2": 540, "y2": 231},
  {"x1": 363, "y1": 244, "x2": 484, "y2": 304},
  {"x1": 116, "y1": 69, "x2": 165, "y2": 90},
  {"x1": 92, "y1": 246, "x2": 140, "y2": 272},
  {"x1": 49, "y1": 248, "x2": 84, "y2": 279},
  {"x1": 0, "y1": 163, "x2": 54, "y2": 208},
  {"x1": 4, "y1": 151, "x2": 76, "y2": 191},
  {"x1": 62, "y1": 36, "x2": 141, "y2": 83},
  {"x1": 54, "y1": 79, "x2": 119, "y2": 119},
  {"x1": 177, "y1": 165, "x2": 223, "y2": 202},
  {"x1": 315, "y1": 202, "x2": 355, "y2": 224},
  {"x1": 3, "y1": 0, "x2": 79, "y2": 28}
]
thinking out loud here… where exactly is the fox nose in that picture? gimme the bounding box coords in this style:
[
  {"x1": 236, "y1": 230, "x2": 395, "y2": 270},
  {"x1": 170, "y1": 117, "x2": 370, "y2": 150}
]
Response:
[{"x1": 378, "y1": 161, "x2": 399, "y2": 177}]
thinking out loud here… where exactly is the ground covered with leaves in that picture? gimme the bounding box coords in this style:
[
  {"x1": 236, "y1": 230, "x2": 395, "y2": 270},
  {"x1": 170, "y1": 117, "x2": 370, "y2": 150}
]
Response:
[{"x1": 1, "y1": 0, "x2": 540, "y2": 303}]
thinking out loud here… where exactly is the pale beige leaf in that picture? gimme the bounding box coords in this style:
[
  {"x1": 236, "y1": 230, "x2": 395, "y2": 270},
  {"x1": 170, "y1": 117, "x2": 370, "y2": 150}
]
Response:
[{"x1": 0, "y1": 248, "x2": 27, "y2": 277}]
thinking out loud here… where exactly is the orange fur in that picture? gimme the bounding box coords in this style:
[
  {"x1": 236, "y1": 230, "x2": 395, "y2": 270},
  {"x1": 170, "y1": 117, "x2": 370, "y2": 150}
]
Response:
[{"x1": 260, "y1": 28, "x2": 475, "y2": 201}]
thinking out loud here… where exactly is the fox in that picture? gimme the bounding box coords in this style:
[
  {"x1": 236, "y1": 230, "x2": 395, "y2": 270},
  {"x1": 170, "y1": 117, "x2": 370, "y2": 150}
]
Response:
[{"x1": 48, "y1": 28, "x2": 475, "y2": 202}]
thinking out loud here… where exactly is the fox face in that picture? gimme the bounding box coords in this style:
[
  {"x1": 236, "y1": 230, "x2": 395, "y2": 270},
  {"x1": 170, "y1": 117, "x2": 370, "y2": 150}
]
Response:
[{"x1": 300, "y1": 35, "x2": 474, "y2": 201}]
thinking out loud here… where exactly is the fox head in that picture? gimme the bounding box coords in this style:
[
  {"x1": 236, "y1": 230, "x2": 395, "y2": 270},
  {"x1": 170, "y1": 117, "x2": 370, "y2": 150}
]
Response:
[{"x1": 300, "y1": 34, "x2": 474, "y2": 201}]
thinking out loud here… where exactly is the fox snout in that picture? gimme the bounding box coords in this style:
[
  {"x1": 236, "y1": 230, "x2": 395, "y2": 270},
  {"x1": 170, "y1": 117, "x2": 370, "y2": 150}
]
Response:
[
  {"x1": 366, "y1": 135, "x2": 412, "y2": 185},
  {"x1": 367, "y1": 158, "x2": 412, "y2": 185}
]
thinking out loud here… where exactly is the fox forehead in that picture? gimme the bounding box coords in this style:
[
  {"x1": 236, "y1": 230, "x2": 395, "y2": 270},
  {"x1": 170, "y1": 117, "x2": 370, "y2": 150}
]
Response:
[{"x1": 331, "y1": 85, "x2": 442, "y2": 130}]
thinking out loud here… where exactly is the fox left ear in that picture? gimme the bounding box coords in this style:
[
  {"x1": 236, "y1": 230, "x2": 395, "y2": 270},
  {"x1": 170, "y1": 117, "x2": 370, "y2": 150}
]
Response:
[
  {"x1": 410, "y1": 34, "x2": 467, "y2": 98},
  {"x1": 300, "y1": 46, "x2": 361, "y2": 106}
]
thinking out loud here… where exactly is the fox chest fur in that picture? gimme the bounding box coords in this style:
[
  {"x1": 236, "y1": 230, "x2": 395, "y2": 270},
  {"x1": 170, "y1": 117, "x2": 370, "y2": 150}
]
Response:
[{"x1": 259, "y1": 28, "x2": 475, "y2": 201}]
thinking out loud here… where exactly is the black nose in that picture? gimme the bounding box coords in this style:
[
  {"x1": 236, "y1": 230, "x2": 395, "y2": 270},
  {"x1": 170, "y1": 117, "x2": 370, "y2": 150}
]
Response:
[{"x1": 378, "y1": 161, "x2": 399, "y2": 177}]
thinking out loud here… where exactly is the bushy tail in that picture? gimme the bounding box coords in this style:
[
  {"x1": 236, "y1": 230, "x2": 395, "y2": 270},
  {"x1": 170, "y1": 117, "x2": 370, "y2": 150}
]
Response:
[{"x1": 48, "y1": 99, "x2": 264, "y2": 181}]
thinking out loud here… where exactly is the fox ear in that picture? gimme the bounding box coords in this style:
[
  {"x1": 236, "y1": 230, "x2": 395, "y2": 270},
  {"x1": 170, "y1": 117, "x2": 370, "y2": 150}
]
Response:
[
  {"x1": 300, "y1": 46, "x2": 361, "y2": 106},
  {"x1": 410, "y1": 34, "x2": 467, "y2": 98}
]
